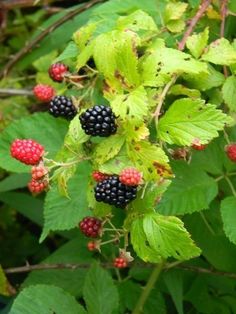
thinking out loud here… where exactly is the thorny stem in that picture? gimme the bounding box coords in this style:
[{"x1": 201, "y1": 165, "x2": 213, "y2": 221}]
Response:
[{"x1": 132, "y1": 261, "x2": 165, "y2": 314}]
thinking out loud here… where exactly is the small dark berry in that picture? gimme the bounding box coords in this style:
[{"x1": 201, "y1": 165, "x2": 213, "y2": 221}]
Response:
[
  {"x1": 79, "y1": 216, "x2": 102, "y2": 238},
  {"x1": 49, "y1": 95, "x2": 77, "y2": 120}
]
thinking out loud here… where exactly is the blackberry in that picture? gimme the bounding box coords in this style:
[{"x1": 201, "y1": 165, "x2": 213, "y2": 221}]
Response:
[
  {"x1": 49, "y1": 96, "x2": 77, "y2": 120},
  {"x1": 79, "y1": 105, "x2": 117, "y2": 137},
  {"x1": 94, "y1": 175, "x2": 137, "y2": 208},
  {"x1": 79, "y1": 216, "x2": 102, "y2": 238}
]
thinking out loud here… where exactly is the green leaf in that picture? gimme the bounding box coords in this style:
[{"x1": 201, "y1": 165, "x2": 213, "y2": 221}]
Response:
[
  {"x1": 117, "y1": 10, "x2": 158, "y2": 32},
  {"x1": 201, "y1": 38, "x2": 236, "y2": 65},
  {"x1": 110, "y1": 86, "x2": 149, "y2": 121},
  {"x1": 0, "y1": 266, "x2": 12, "y2": 296},
  {"x1": 83, "y1": 263, "x2": 119, "y2": 314},
  {"x1": 76, "y1": 43, "x2": 94, "y2": 70},
  {"x1": 0, "y1": 173, "x2": 29, "y2": 192},
  {"x1": 222, "y1": 75, "x2": 236, "y2": 111},
  {"x1": 220, "y1": 196, "x2": 236, "y2": 244},
  {"x1": 54, "y1": 41, "x2": 79, "y2": 62},
  {"x1": 143, "y1": 213, "x2": 201, "y2": 260},
  {"x1": 9, "y1": 284, "x2": 86, "y2": 314},
  {"x1": 0, "y1": 113, "x2": 68, "y2": 173},
  {"x1": 166, "y1": 20, "x2": 185, "y2": 33},
  {"x1": 141, "y1": 47, "x2": 208, "y2": 87},
  {"x1": 73, "y1": 22, "x2": 98, "y2": 50},
  {"x1": 186, "y1": 27, "x2": 209, "y2": 59},
  {"x1": 164, "y1": 1, "x2": 188, "y2": 22},
  {"x1": 94, "y1": 134, "x2": 125, "y2": 164},
  {"x1": 157, "y1": 162, "x2": 218, "y2": 215},
  {"x1": 64, "y1": 116, "x2": 89, "y2": 152},
  {"x1": 54, "y1": 165, "x2": 77, "y2": 198},
  {"x1": 163, "y1": 271, "x2": 183, "y2": 314},
  {"x1": 40, "y1": 162, "x2": 91, "y2": 242},
  {"x1": 130, "y1": 217, "x2": 162, "y2": 263},
  {"x1": 158, "y1": 98, "x2": 230, "y2": 146},
  {"x1": 169, "y1": 84, "x2": 201, "y2": 98}
]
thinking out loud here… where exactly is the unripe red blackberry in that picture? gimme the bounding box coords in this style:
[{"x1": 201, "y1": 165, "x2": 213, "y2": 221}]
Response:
[
  {"x1": 49, "y1": 95, "x2": 77, "y2": 120},
  {"x1": 33, "y1": 84, "x2": 55, "y2": 102},
  {"x1": 87, "y1": 241, "x2": 97, "y2": 251},
  {"x1": 94, "y1": 175, "x2": 137, "y2": 208},
  {"x1": 225, "y1": 143, "x2": 236, "y2": 162},
  {"x1": 79, "y1": 216, "x2": 102, "y2": 238},
  {"x1": 31, "y1": 165, "x2": 48, "y2": 180},
  {"x1": 79, "y1": 105, "x2": 117, "y2": 137},
  {"x1": 28, "y1": 179, "x2": 48, "y2": 194},
  {"x1": 192, "y1": 144, "x2": 206, "y2": 151},
  {"x1": 119, "y1": 168, "x2": 142, "y2": 186},
  {"x1": 48, "y1": 63, "x2": 69, "y2": 82},
  {"x1": 10, "y1": 139, "x2": 44, "y2": 165},
  {"x1": 113, "y1": 257, "x2": 127, "y2": 268},
  {"x1": 92, "y1": 171, "x2": 109, "y2": 182}
]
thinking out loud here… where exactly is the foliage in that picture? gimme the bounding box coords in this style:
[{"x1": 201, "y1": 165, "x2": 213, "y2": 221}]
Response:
[{"x1": 1, "y1": 0, "x2": 236, "y2": 313}]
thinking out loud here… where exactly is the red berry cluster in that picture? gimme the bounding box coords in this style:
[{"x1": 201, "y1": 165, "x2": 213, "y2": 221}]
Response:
[
  {"x1": 226, "y1": 143, "x2": 236, "y2": 162},
  {"x1": 10, "y1": 139, "x2": 44, "y2": 165},
  {"x1": 87, "y1": 241, "x2": 97, "y2": 251},
  {"x1": 79, "y1": 216, "x2": 102, "y2": 238},
  {"x1": 33, "y1": 84, "x2": 55, "y2": 102},
  {"x1": 48, "y1": 63, "x2": 69, "y2": 82},
  {"x1": 119, "y1": 168, "x2": 142, "y2": 186},
  {"x1": 113, "y1": 257, "x2": 128, "y2": 268},
  {"x1": 92, "y1": 171, "x2": 109, "y2": 182},
  {"x1": 192, "y1": 143, "x2": 206, "y2": 151},
  {"x1": 28, "y1": 164, "x2": 49, "y2": 194},
  {"x1": 28, "y1": 179, "x2": 48, "y2": 194}
]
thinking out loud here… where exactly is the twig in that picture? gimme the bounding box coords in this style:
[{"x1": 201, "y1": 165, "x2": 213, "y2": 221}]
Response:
[
  {"x1": 0, "y1": 88, "x2": 33, "y2": 96},
  {"x1": 0, "y1": 0, "x2": 105, "y2": 80},
  {"x1": 178, "y1": 0, "x2": 211, "y2": 51},
  {"x1": 224, "y1": 176, "x2": 236, "y2": 197},
  {"x1": 220, "y1": 0, "x2": 229, "y2": 77}
]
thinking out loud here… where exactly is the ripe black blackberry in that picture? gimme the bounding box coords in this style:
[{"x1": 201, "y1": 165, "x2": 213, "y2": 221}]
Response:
[
  {"x1": 49, "y1": 96, "x2": 77, "y2": 120},
  {"x1": 79, "y1": 105, "x2": 117, "y2": 137},
  {"x1": 79, "y1": 216, "x2": 102, "y2": 238},
  {"x1": 94, "y1": 175, "x2": 137, "y2": 208}
]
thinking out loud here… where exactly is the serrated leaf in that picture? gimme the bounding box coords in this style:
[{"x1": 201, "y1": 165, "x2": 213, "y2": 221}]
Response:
[
  {"x1": 64, "y1": 116, "x2": 89, "y2": 150},
  {"x1": 130, "y1": 217, "x2": 162, "y2": 263},
  {"x1": 83, "y1": 263, "x2": 119, "y2": 314},
  {"x1": 164, "y1": 1, "x2": 188, "y2": 22},
  {"x1": 158, "y1": 98, "x2": 230, "y2": 146},
  {"x1": 73, "y1": 22, "x2": 98, "y2": 50},
  {"x1": 127, "y1": 141, "x2": 172, "y2": 181},
  {"x1": 157, "y1": 162, "x2": 218, "y2": 215},
  {"x1": 166, "y1": 19, "x2": 185, "y2": 33},
  {"x1": 9, "y1": 284, "x2": 86, "y2": 314},
  {"x1": 40, "y1": 162, "x2": 91, "y2": 242},
  {"x1": 55, "y1": 165, "x2": 77, "y2": 198},
  {"x1": 99, "y1": 149, "x2": 133, "y2": 174},
  {"x1": 124, "y1": 120, "x2": 150, "y2": 142},
  {"x1": 0, "y1": 113, "x2": 68, "y2": 173},
  {"x1": 220, "y1": 196, "x2": 236, "y2": 244},
  {"x1": 141, "y1": 47, "x2": 208, "y2": 87},
  {"x1": 117, "y1": 10, "x2": 158, "y2": 32},
  {"x1": 143, "y1": 213, "x2": 201, "y2": 260},
  {"x1": 201, "y1": 38, "x2": 236, "y2": 65},
  {"x1": 76, "y1": 43, "x2": 94, "y2": 70},
  {"x1": 222, "y1": 75, "x2": 236, "y2": 111},
  {"x1": 94, "y1": 134, "x2": 125, "y2": 164},
  {"x1": 110, "y1": 86, "x2": 149, "y2": 121},
  {"x1": 169, "y1": 84, "x2": 201, "y2": 98},
  {"x1": 186, "y1": 27, "x2": 209, "y2": 59},
  {"x1": 54, "y1": 41, "x2": 79, "y2": 62}
]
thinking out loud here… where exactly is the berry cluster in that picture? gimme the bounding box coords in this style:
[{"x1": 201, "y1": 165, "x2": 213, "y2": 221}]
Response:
[
  {"x1": 28, "y1": 178, "x2": 48, "y2": 194},
  {"x1": 119, "y1": 168, "x2": 142, "y2": 186},
  {"x1": 226, "y1": 143, "x2": 236, "y2": 162},
  {"x1": 192, "y1": 143, "x2": 206, "y2": 151},
  {"x1": 79, "y1": 216, "x2": 102, "y2": 238},
  {"x1": 79, "y1": 105, "x2": 117, "y2": 137},
  {"x1": 94, "y1": 175, "x2": 137, "y2": 208},
  {"x1": 113, "y1": 257, "x2": 127, "y2": 268},
  {"x1": 49, "y1": 95, "x2": 77, "y2": 120},
  {"x1": 10, "y1": 139, "x2": 44, "y2": 165},
  {"x1": 48, "y1": 63, "x2": 69, "y2": 82},
  {"x1": 92, "y1": 171, "x2": 109, "y2": 182},
  {"x1": 33, "y1": 84, "x2": 55, "y2": 102}
]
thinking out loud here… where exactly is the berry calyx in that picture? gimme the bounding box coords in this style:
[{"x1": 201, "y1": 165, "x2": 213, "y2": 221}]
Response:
[
  {"x1": 49, "y1": 95, "x2": 77, "y2": 120},
  {"x1": 31, "y1": 165, "x2": 48, "y2": 180},
  {"x1": 48, "y1": 63, "x2": 69, "y2": 82},
  {"x1": 92, "y1": 171, "x2": 109, "y2": 182},
  {"x1": 28, "y1": 179, "x2": 48, "y2": 194},
  {"x1": 33, "y1": 84, "x2": 55, "y2": 102},
  {"x1": 79, "y1": 216, "x2": 102, "y2": 238},
  {"x1": 225, "y1": 143, "x2": 236, "y2": 162},
  {"x1": 113, "y1": 257, "x2": 128, "y2": 268},
  {"x1": 94, "y1": 175, "x2": 137, "y2": 208},
  {"x1": 79, "y1": 105, "x2": 117, "y2": 137},
  {"x1": 87, "y1": 241, "x2": 97, "y2": 251},
  {"x1": 119, "y1": 168, "x2": 142, "y2": 186},
  {"x1": 192, "y1": 144, "x2": 206, "y2": 151},
  {"x1": 10, "y1": 139, "x2": 44, "y2": 165}
]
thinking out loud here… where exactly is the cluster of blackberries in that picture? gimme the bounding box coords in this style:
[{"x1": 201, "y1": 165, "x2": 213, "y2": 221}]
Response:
[
  {"x1": 94, "y1": 175, "x2": 137, "y2": 208},
  {"x1": 49, "y1": 95, "x2": 77, "y2": 120},
  {"x1": 79, "y1": 105, "x2": 117, "y2": 137}
]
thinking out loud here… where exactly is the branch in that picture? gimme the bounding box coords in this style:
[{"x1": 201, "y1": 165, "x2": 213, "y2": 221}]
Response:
[
  {"x1": 0, "y1": 0, "x2": 105, "y2": 80},
  {"x1": 220, "y1": 0, "x2": 229, "y2": 77},
  {"x1": 0, "y1": 88, "x2": 33, "y2": 96},
  {"x1": 178, "y1": 0, "x2": 211, "y2": 51}
]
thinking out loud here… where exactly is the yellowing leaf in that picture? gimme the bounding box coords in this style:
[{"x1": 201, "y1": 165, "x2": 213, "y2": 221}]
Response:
[
  {"x1": 186, "y1": 28, "x2": 209, "y2": 59},
  {"x1": 164, "y1": 2, "x2": 188, "y2": 22}
]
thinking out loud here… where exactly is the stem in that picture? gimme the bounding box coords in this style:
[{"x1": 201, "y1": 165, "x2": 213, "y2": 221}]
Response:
[
  {"x1": 153, "y1": 75, "x2": 177, "y2": 122},
  {"x1": 220, "y1": 0, "x2": 229, "y2": 77},
  {"x1": 0, "y1": 88, "x2": 33, "y2": 96},
  {"x1": 200, "y1": 211, "x2": 216, "y2": 235},
  {"x1": 223, "y1": 129, "x2": 231, "y2": 145},
  {"x1": 132, "y1": 261, "x2": 165, "y2": 314},
  {"x1": 224, "y1": 176, "x2": 236, "y2": 197}
]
